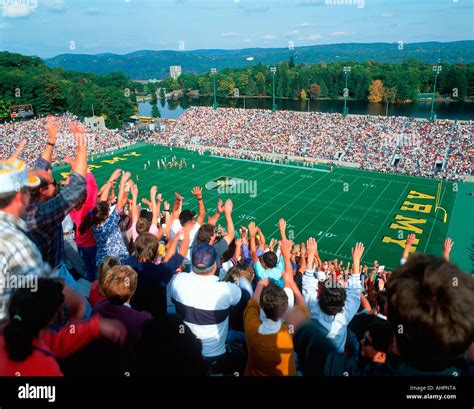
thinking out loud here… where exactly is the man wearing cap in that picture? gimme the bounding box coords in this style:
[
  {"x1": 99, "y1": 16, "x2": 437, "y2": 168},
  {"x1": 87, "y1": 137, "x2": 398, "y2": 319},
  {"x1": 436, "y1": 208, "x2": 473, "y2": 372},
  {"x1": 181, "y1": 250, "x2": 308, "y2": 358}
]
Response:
[
  {"x1": 0, "y1": 156, "x2": 85, "y2": 326},
  {"x1": 22, "y1": 117, "x2": 87, "y2": 292},
  {"x1": 170, "y1": 243, "x2": 252, "y2": 374}
]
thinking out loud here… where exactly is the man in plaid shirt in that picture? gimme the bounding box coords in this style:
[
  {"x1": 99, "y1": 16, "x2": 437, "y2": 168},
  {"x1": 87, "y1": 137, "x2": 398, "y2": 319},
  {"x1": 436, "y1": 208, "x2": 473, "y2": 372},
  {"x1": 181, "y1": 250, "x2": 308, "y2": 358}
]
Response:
[
  {"x1": 0, "y1": 130, "x2": 88, "y2": 326},
  {"x1": 23, "y1": 117, "x2": 87, "y2": 286},
  {"x1": 0, "y1": 155, "x2": 51, "y2": 322}
]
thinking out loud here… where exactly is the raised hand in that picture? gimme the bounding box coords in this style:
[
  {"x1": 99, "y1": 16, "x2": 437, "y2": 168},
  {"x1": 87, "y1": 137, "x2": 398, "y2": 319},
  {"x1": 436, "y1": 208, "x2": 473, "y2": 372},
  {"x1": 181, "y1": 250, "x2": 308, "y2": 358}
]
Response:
[
  {"x1": 217, "y1": 199, "x2": 224, "y2": 213},
  {"x1": 174, "y1": 192, "x2": 183, "y2": 201},
  {"x1": 223, "y1": 198, "x2": 233, "y2": 214},
  {"x1": 163, "y1": 201, "x2": 170, "y2": 211},
  {"x1": 150, "y1": 186, "x2": 158, "y2": 201},
  {"x1": 120, "y1": 171, "x2": 131, "y2": 186},
  {"x1": 130, "y1": 181, "x2": 138, "y2": 198},
  {"x1": 443, "y1": 237, "x2": 454, "y2": 261},
  {"x1": 351, "y1": 242, "x2": 365, "y2": 263},
  {"x1": 300, "y1": 242, "x2": 307, "y2": 258},
  {"x1": 191, "y1": 186, "x2": 202, "y2": 199},
  {"x1": 279, "y1": 218, "x2": 287, "y2": 231},
  {"x1": 70, "y1": 121, "x2": 87, "y2": 147},
  {"x1": 306, "y1": 237, "x2": 317, "y2": 256},
  {"x1": 109, "y1": 169, "x2": 122, "y2": 183},
  {"x1": 235, "y1": 237, "x2": 243, "y2": 247},
  {"x1": 46, "y1": 116, "x2": 60, "y2": 142},
  {"x1": 406, "y1": 234, "x2": 417, "y2": 247},
  {"x1": 248, "y1": 221, "x2": 257, "y2": 237},
  {"x1": 9, "y1": 138, "x2": 27, "y2": 161}
]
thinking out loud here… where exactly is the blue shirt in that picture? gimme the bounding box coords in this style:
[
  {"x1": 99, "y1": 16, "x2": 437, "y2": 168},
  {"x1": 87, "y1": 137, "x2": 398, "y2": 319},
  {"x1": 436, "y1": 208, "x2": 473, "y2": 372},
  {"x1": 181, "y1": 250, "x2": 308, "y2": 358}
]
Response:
[
  {"x1": 92, "y1": 209, "x2": 129, "y2": 266},
  {"x1": 253, "y1": 256, "x2": 285, "y2": 287}
]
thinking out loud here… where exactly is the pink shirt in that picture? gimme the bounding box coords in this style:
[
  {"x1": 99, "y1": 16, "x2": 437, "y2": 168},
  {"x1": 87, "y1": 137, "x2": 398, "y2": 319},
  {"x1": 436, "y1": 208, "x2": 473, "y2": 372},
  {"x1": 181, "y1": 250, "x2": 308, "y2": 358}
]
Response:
[{"x1": 70, "y1": 172, "x2": 98, "y2": 248}]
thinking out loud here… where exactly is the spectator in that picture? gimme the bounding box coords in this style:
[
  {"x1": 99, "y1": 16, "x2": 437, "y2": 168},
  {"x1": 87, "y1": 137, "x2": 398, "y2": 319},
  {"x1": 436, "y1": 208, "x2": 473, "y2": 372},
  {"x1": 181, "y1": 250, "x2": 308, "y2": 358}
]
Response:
[
  {"x1": 0, "y1": 157, "x2": 85, "y2": 325},
  {"x1": 385, "y1": 253, "x2": 474, "y2": 375},
  {"x1": 0, "y1": 278, "x2": 126, "y2": 376},
  {"x1": 303, "y1": 239, "x2": 364, "y2": 353},
  {"x1": 88, "y1": 256, "x2": 120, "y2": 307},
  {"x1": 93, "y1": 265, "x2": 151, "y2": 344},
  {"x1": 170, "y1": 243, "x2": 249, "y2": 374},
  {"x1": 244, "y1": 239, "x2": 310, "y2": 376}
]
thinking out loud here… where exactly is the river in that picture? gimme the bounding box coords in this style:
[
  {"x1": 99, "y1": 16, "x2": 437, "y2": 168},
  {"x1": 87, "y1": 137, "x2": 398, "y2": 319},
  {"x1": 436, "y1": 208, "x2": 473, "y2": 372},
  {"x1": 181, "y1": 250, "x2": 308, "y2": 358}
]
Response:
[{"x1": 139, "y1": 97, "x2": 474, "y2": 120}]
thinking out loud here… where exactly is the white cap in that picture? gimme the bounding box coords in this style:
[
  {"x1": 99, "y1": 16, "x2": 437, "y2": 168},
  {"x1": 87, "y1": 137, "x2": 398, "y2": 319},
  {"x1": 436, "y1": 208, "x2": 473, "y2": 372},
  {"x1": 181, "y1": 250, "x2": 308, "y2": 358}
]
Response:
[{"x1": 0, "y1": 159, "x2": 41, "y2": 194}]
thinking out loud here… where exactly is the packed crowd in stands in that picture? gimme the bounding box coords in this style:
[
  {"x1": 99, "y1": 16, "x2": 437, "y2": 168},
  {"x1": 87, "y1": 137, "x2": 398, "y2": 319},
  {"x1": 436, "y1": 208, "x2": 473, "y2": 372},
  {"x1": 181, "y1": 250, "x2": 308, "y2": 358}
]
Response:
[
  {"x1": 0, "y1": 114, "x2": 158, "y2": 167},
  {"x1": 0, "y1": 116, "x2": 472, "y2": 377},
  {"x1": 162, "y1": 107, "x2": 473, "y2": 180}
]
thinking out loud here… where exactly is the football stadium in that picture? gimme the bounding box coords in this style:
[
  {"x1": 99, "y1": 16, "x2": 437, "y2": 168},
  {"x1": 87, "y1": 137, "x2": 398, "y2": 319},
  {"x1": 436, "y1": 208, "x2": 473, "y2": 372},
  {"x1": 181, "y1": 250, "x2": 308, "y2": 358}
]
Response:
[{"x1": 0, "y1": 0, "x2": 473, "y2": 407}]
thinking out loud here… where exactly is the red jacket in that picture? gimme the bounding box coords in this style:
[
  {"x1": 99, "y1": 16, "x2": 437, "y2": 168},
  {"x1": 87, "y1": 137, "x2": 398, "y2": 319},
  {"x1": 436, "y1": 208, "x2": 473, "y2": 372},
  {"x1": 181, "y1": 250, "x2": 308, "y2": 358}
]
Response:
[{"x1": 0, "y1": 315, "x2": 101, "y2": 376}]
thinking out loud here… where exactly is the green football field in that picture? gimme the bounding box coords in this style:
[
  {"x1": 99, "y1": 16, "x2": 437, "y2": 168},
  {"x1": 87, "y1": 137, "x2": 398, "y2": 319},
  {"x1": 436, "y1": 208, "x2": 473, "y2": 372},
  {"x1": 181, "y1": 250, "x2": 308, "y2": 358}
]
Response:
[{"x1": 54, "y1": 142, "x2": 473, "y2": 273}]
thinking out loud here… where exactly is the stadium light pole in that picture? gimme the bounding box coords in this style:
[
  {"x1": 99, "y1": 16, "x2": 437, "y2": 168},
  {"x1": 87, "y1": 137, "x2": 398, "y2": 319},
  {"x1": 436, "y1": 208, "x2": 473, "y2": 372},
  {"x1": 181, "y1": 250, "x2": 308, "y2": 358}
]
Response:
[
  {"x1": 429, "y1": 65, "x2": 442, "y2": 122},
  {"x1": 211, "y1": 68, "x2": 218, "y2": 110},
  {"x1": 343, "y1": 66, "x2": 351, "y2": 117},
  {"x1": 270, "y1": 66, "x2": 277, "y2": 112}
]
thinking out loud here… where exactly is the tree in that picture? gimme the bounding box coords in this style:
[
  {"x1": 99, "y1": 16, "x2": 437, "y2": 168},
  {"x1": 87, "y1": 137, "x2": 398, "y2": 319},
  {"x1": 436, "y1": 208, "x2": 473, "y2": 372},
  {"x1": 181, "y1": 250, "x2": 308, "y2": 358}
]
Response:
[
  {"x1": 309, "y1": 83, "x2": 320, "y2": 99},
  {"x1": 160, "y1": 87, "x2": 166, "y2": 99},
  {"x1": 368, "y1": 79, "x2": 385, "y2": 103},
  {"x1": 289, "y1": 55, "x2": 295, "y2": 69},
  {"x1": 255, "y1": 72, "x2": 266, "y2": 95},
  {"x1": 151, "y1": 104, "x2": 160, "y2": 118},
  {"x1": 299, "y1": 88, "x2": 308, "y2": 100}
]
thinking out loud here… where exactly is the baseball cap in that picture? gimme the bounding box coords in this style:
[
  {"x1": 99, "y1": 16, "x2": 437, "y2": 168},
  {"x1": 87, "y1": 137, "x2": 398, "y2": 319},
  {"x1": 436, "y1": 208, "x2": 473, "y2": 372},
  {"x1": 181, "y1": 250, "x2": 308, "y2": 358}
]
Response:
[
  {"x1": 0, "y1": 159, "x2": 40, "y2": 194},
  {"x1": 179, "y1": 209, "x2": 196, "y2": 225},
  {"x1": 192, "y1": 243, "x2": 217, "y2": 271}
]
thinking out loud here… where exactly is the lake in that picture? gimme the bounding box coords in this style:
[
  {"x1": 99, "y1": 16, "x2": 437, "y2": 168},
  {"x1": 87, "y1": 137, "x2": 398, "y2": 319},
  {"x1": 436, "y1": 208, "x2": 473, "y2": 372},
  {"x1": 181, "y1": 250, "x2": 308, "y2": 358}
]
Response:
[{"x1": 139, "y1": 97, "x2": 474, "y2": 121}]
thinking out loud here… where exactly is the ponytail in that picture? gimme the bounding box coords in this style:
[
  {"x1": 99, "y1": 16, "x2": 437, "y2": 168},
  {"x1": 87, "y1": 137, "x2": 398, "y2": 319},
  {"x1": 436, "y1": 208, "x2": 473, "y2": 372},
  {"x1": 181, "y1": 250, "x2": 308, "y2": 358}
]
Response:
[
  {"x1": 4, "y1": 279, "x2": 64, "y2": 362},
  {"x1": 79, "y1": 201, "x2": 110, "y2": 235}
]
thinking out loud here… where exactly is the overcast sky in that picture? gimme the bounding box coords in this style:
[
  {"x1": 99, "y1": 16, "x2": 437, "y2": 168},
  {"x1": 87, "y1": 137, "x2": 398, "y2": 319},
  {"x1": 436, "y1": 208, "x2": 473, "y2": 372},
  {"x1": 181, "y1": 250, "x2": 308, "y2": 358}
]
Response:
[{"x1": 0, "y1": 0, "x2": 473, "y2": 58}]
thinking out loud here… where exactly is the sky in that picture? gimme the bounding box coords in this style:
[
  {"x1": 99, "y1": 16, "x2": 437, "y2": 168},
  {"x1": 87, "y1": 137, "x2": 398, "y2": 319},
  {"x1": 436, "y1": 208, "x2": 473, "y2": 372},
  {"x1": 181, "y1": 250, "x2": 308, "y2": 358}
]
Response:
[{"x1": 0, "y1": 0, "x2": 473, "y2": 58}]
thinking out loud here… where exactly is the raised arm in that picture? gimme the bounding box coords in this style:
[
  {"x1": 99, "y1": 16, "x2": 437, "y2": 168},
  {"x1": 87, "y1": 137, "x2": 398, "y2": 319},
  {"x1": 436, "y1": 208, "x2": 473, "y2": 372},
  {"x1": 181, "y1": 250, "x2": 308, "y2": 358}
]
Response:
[
  {"x1": 130, "y1": 181, "x2": 139, "y2": 223},
  {"x1": 171, "y1": 192, "x2": 183, "y2": 222},
  {"x1": 116, "y1": 172, "x2": 131, "y2": 213},
  {"x1": 248, "y1": 221, "x2": 259, "y2": 264},
  {"x1": 279, "y1": 218, "x2": 287, "y2": 241},
  {"x1": 69, "y1": 121, "x2": 88, "y2": 178},
  {"x1": 207, "y1": 199, "x2": 224, "y2": 226},
  {"x1": 99, "y1": 169, "x2": 122, "y2": 202},
  {"x1": 401, "y1": 233, "x2": 417, "y2": 263},
  {"x1": 41, "y1": 116, "x2": 59, "y2": 164},
  {"x1": 222, "y1": 199, "x2": 235, "y2": 245},
  {"x1": 256, "y1": 226, "x2": 266, "y2": 250},
  {"x1": 191, "y1": 186, "x2": 206, "y2": 225},
  {"x1": 281, "y1": 239, "x2": 305, "y2": 306}
]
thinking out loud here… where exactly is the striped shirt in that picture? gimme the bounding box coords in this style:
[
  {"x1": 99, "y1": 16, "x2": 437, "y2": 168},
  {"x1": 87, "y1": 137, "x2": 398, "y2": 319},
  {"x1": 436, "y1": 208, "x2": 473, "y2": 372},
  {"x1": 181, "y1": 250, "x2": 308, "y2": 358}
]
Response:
[
  {"x1": 0, "y1": 211, "x2": 55, "y2": 322},
  {"x1": 170, "y1": 271, "x2": 242, "y2": 357}
]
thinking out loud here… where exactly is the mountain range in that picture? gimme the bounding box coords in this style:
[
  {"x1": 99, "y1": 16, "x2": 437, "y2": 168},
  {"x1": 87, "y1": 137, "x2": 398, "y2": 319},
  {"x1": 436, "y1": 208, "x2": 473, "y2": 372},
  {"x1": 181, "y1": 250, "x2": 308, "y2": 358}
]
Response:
[{"x1": 44, "y1": 41, "x2": 474, "y2": 80}]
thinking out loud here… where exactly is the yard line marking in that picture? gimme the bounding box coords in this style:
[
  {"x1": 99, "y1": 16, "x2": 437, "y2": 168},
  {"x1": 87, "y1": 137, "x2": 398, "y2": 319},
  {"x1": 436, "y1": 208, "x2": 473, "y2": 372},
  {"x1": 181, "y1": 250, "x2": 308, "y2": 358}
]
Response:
[
  {"x1": 423, "y1": 186, "x2": 447, "y2": 253},
  {"x1": 256, "y1": 171, "x2": 338, "y2": 230},
  {"x1": 364, "y1": 183, "x2": 409, "y2": 257},
  {"x1": 335, "y1": 181, "x2": 392, "y2": 254},
  {"x1": 317, "y1": 178, "x2": 375, "y2": 245}
]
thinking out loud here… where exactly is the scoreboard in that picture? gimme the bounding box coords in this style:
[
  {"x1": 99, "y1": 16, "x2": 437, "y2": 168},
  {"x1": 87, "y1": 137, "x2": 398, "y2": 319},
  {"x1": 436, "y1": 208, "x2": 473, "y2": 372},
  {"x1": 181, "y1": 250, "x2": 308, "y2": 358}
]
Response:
[{"x1": 9, "y1": 104, "x2": 34, "y2": 119}]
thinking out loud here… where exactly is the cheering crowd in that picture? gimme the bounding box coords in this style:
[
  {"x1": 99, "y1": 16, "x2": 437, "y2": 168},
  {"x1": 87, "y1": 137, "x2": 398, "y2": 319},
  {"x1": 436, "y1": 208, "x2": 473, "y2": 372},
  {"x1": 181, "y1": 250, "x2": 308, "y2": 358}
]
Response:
[
  {"x1": 0, "y1": 114, "x2": 158, "y2": 167},
  {"x1": 162, "y1": 107, "x2": 473, "y2": 180},
  {"x1": 0, "y1": 115, "x2": 472, "y2": 377}
]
